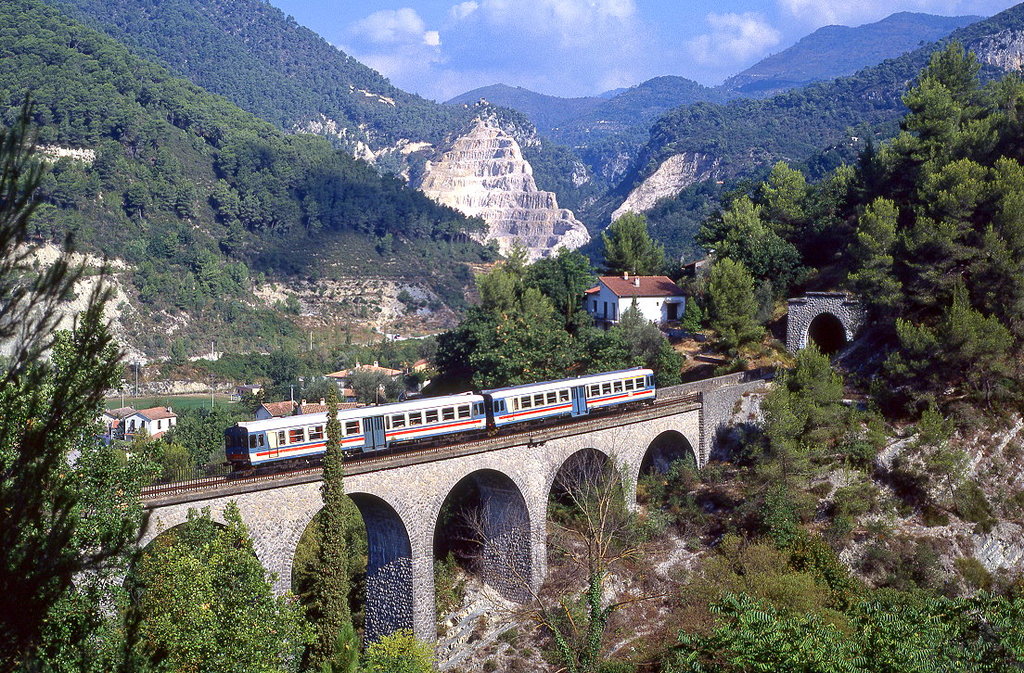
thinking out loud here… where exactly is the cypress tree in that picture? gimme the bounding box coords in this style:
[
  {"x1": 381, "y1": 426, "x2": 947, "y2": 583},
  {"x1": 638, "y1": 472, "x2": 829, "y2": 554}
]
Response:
[{"x1": 305, "y1": 385, "x2": 358, "y2": 672}]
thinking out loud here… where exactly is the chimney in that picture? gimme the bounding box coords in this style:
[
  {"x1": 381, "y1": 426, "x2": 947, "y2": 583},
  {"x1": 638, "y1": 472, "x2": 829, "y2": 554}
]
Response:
[
  {"x1": 373, "y1": 360, "x2": 379, "y2": 367},
  {"x1": 622, "y1": 271, "x2": 629, "y2": 280},
  {"x1": 300, "y1": 399, "x2": 306, "y2": 407},
  {"x1": 633, "y1": 277, "x2": 640, "y2": 287},
  {"x1": 319, "y1": 398, "x2": 325, "y2": 406}
]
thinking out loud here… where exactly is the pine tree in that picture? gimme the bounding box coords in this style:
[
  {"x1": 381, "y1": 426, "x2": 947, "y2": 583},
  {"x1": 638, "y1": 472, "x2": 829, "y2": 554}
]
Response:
[
  {"x1": 706, "y1": 258, "x2": 763, "y2": 353},
  {"x1": 601, "y1": 212, "x2": 666, "y2": 276},
  {"x1": 305, "y1": 385, "x2": 358, "y2": 673}
]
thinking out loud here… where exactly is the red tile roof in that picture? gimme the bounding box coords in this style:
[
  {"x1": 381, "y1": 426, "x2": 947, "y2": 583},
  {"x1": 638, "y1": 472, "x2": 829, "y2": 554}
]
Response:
[
  {"x1": 259, "y1": 401, "x2": 296, "y2": 417},
  {"x1": 135, "y1": 406, "x2": 176, "y2": 421},
  {"x1": 326, "y1": 364, "x2": 402, "y2": 378},
  {"x1": 597, "y1": 275, "x2": 685, "y2": 298}
]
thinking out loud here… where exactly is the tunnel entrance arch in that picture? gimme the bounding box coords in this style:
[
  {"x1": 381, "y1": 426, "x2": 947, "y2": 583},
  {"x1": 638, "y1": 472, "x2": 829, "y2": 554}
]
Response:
[
  {"x1": 786, "y1": 292, "x2": 864, "y2": 354},
  {"x1": 433, "y1": 469, "x2": 532, "y2": 603},
  {"x1": 806, "y1": 312, "x2": 847, "y2": 355}
]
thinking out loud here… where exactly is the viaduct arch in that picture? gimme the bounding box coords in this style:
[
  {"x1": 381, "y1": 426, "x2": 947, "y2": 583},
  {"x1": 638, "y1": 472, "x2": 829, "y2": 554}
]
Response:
[{"x1": 138, "y1": 373, "x2": 767, "y2": 644}]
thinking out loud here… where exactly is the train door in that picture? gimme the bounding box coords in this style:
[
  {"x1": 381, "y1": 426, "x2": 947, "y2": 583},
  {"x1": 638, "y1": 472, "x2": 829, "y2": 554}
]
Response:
[
  {"x1": 366, "y1": 416, "x2": 387, "y2": 452},
  {"x1": 571, "y1": 385, "x2": 589, "y2": 417},
  {"x1": 264, "y1": 432, "x2": 279, "y2": 460}
]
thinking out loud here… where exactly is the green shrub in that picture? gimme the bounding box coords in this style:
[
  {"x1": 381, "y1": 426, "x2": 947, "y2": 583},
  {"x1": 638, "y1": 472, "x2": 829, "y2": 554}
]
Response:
[
  {"x1": 954, "y1": 556, "x2": 993, "y2": 592},
  {"x1": 954, "y1": 481, "x2": 997, "y2": 534}
]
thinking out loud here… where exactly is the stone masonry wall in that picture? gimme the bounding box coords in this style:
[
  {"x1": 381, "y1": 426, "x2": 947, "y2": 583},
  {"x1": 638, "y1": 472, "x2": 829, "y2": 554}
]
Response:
[
  {"x1": 140, "y1": 376, "x2": 782, "y2": 645},
  {"x1": 786, "y1": 292, "x2": 865, "y2": 353}
]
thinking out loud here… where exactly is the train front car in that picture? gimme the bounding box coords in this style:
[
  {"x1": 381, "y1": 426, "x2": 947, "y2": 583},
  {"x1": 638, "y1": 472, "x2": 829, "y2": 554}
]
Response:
[
  {"x1": 224, "y1": 408, "x2": 366, "y2": 469},
  {"x1": 483, "y1": 367, "x2": 655, "y2": 430}
]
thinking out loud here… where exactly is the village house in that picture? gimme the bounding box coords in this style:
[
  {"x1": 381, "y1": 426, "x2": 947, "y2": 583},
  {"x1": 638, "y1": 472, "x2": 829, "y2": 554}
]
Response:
[
  {"x1": 254, "y1": 399, "x2": 363, "y2": 421},
  {"x1": 100, "y1": 406, "x2": 136, "y2": 441},
  {"x1": 584, "y1": 273, "x2": 687, "y2": 328},
  {"x1": 123, "y1": 406, "x2": 177, "y2": 439},
  {"x1": 325, "y1": 361, "x2": 402, "y2": 400}
]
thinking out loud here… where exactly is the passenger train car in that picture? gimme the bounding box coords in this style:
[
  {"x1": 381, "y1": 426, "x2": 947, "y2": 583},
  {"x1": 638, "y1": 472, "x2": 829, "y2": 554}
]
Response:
[
  {"x1": 482, "y1": 368, "x2": 655, "y2": 428},
  {"x1": 225, "y1": 368, "x2": 654, "y2": 469}
]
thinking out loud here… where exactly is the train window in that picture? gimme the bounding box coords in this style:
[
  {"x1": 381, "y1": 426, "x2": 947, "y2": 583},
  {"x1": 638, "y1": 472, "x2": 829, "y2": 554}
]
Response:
[
  {"x1": 425, "y1": 409, "x2": 439, "y2": 424},
  {"x1": 635, "y1": 377, "x2": 646, "y2": 389},
  {"x1": 309, "y1": 425, "x2": 324, "y2": 440},
  {"x1": 249, "y1": 434, "x2": 258, "y2": 449},
  {"x1": 455, "y1": 405, "x2": 469, "y2": 419},
  {"x1": 559, "y1": 390, "x2": 570, "y2": 402},
  {"x1": 391, "y1": 414, "x2": 406, "y2": 429},
  {"x1": 613, "y1": 380, "x2": 623, "y2": 393},
  {"x1": 474, "y1": 403, "x2": 484, "y2": 416},
  {"x1": 600, "y1": 382, "x2": 611, "y2": 394},
  {"x1": 623, "y1": 378, "x2": 634, "y2": 391},
  {"x1": 442, "y1": 406, "x2": 456, "y2": 421},
  {"x1": 258, "y1": 435, "x2": 265, "y2": 447},
  {"x1": 277, "y1": 430, "x2": 286, "y2": 445},
  {"x1": 408, "y1": 412, "x2": 423, "y2": 426},
  {"x1": 546, "y1": 391, "x2": 557, "y2": 404},
  {"x1": 289, "y1": 428, "x2": 305, "y2": 444},
  {"x1": 533, "y1": 393, "x2": 545, "y2": 406},
  {"x1": 520, "y1": 396, "x2": 532, "y2": 409},
  {"x1": 345, "y1": 420, "x2": 360, "y2": 435}
]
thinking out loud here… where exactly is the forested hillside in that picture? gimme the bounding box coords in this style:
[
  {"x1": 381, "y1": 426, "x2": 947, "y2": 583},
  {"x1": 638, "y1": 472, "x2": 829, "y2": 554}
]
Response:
[
  {"x1": 0, "y1": 0, "x2": 489, "y2": 355},
  {"x1": 41, "y1": 0, "x2": 469, "y2": 154},
  {"x1": 618, "y1": 6, "x2": 1024, "y2": 262},
  {"x1": 723, "y1": 12, "x2": 979, "y2": 97}
]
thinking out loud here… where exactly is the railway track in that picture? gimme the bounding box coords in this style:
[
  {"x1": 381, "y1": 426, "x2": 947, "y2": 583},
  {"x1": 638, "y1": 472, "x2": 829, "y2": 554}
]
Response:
[{"x1": 140, "y1": 392, "x2": 703, "y2": 504}]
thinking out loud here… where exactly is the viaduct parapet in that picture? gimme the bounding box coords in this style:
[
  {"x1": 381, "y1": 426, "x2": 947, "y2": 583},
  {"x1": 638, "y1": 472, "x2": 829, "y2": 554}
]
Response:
[{"x1": 138, "y1": 371, "x2": 770, "y2": 643}]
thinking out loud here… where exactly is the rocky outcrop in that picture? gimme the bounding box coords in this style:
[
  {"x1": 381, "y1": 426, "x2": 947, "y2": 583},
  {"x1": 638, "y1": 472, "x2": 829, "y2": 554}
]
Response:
[
  {"x1": 418, "y1": 118, "x2": 589, "y2": 260},
  {"x1": 974, "y1": 29, "x2": 1024, "y2": 72},
  {"x1": 611, "y1": 152, "x2": 720, "y2": 223}
]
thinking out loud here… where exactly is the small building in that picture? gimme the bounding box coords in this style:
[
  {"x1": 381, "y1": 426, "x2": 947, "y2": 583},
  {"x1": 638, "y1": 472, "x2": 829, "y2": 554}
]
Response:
[
  {"x1": 123, "y1": 406, "x2": 177, "y2": 439},
  {"x1": 254, "y1": 399, "x2": 363, "y2": 421},
  {"x1": 100, "y1": 406, "x2": 136, "y2": 440},
  {"x1": 325, "y1": 362, "x2": 403, "y2": 399},
  {"x1": 230, "y1": 384, "x2": 263, "y2": 402},
  {"x1": 584, "y1": 273, "x2": 687, "y2": 327}
]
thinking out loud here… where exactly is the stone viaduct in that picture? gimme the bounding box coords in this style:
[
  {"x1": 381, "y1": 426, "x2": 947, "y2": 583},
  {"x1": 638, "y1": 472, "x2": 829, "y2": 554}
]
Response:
[{"x1": 138, "y1": 371, "x2": 769, "y2": 643}]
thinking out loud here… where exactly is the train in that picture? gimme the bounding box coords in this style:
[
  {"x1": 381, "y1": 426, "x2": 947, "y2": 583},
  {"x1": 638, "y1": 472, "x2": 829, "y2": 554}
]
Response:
[{"x1": 224, "y1": 367, "x2": 656, "y2": 469}]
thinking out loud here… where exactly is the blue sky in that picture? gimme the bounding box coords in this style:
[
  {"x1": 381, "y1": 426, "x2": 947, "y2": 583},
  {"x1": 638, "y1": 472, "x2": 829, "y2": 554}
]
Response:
[{"x1": 267, "y1": 0, "x2": 1019, "y2": 101}]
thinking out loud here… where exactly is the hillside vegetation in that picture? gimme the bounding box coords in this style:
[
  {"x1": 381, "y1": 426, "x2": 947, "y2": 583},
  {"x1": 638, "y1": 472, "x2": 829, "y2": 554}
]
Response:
[{"x1": 0, "y1": 0, "x2": 489, "y2": 355}]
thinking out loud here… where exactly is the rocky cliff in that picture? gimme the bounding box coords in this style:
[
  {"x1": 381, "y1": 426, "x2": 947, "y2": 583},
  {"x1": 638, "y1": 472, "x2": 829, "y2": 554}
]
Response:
[
  {"x1": 975, "y1": 29, "x2": 1024, "y2": 72},
  {"x1": 610, "y1": 152, "x2": 720, "y2": 222},
  {"x1": 418, "y1": 118, "x2": 590, "y2": 260}
]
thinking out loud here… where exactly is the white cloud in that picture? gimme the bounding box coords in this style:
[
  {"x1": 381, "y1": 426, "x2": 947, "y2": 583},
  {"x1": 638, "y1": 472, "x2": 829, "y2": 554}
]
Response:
[
  {"x1": 344, "y1": 8, "x2": 444, "y2": 90},
  {"x1": 449, "y1": 1, "x2": 479, "y2": 20},
  {"x1": 350, "y1": 8, "x2": 432, "y2": 46},
  {"x1": 454, "y1": 0, "x2": 638, "y2": 47},
  {"x1": 688, "y1": 12, "x2": 782, "y2": 65}
]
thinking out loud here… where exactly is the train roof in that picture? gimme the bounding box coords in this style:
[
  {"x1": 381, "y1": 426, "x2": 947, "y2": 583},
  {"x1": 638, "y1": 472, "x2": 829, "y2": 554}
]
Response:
[
  {"x1": 233, "y1": 392, "x2": 484, "y2": 432},
  {"x1": 481, "y1": 368, "x2": 653, "y2": 397}
]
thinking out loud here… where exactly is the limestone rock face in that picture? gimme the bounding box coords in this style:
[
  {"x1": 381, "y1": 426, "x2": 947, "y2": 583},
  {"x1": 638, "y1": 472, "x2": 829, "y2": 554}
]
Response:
[
  {"x1": 975, "y1": 29, "x2": 1024, "y2": 72},
  {"x1": 611, "y1": 152, "x2": 720, "y2": 223},
  {"x1": 418, "y1": 118, "x2": 589, "y2": 260}
]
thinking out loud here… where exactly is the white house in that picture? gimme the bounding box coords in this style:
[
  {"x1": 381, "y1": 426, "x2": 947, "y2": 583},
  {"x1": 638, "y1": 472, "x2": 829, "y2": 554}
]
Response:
[
  {"x1": 584, "y1": 273, "x2": 686, "y2": 327},
  {"x1": 123, "y1": 406, "x2": 177, "y2": 439}
]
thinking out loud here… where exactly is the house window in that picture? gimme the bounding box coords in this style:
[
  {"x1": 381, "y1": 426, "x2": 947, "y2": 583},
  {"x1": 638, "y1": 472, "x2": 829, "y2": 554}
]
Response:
[
  {"x1": 592, "y1": 300, "x2": 597, "y2": 312},
  {"x1": 157, "y1": 420, "x2": 162, "y2": 430}
]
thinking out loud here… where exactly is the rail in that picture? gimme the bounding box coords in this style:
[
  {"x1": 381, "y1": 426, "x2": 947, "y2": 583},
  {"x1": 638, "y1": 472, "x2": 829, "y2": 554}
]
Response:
[{"x1": 140, "y1": 392, "x2": 703, "y2": 507}]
